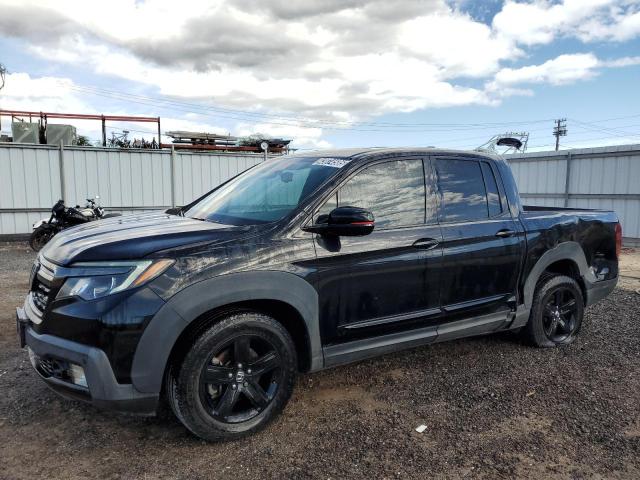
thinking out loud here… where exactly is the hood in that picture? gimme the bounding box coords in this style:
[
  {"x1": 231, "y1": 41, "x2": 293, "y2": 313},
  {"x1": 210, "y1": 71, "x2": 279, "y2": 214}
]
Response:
[{"x1": 42, "y1": 212, "x2": 253, "y2": 265}]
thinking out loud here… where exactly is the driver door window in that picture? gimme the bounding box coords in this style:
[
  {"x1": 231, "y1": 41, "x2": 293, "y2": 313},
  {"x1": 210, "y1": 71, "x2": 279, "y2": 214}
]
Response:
[{"x1": 317, "y1": 159, "x2": 429, "y2": 229}]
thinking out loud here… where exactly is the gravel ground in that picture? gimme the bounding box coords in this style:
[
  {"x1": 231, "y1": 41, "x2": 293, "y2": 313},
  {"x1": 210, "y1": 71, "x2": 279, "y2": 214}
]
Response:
[{"x1": 0, "y1": 243, "x2": 639, "y2": 480}]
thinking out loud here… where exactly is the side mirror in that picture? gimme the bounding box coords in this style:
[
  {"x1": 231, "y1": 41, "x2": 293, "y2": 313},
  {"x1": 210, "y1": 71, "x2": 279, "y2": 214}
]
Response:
[{"x1": 303, "y1": 206, "x2": 374, "y2": 237}]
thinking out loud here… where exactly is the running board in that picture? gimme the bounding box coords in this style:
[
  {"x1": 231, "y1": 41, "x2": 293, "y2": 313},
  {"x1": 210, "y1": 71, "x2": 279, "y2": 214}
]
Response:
[{"x1": 323, "y1": 311, "x2": 510, "y2": 368}]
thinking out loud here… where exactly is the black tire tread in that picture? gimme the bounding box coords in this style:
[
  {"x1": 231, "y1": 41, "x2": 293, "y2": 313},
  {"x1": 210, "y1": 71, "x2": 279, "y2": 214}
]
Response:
[
  {"x1": 522, "y1": 274, "x2": 584, "y2": 347},
  {"x1": 168, "y1": 312, "x2": 297, "y2": 442},
  {"x1": 29, "y1": 225, "x2": 55, "y2": 252}
]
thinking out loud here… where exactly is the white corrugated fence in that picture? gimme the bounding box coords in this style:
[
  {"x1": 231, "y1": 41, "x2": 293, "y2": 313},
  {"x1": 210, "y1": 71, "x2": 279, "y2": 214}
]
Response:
[
  {"x1": 2, "y1": 143, "x2": 639, "y2": 244},
  {"x1": 0, "y1": 144, "x2": 263, "y2": 235},
  {"x1": 507, "y1": 143, "x2": 640, "y2": 244}
]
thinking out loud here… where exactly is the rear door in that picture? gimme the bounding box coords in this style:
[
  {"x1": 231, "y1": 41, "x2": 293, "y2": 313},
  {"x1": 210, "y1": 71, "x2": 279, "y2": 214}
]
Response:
[
  {"x1": 434, "y1": 156, "x2": 523, "y2": 322},
  {"x1": 310, "y1": 157, "x2": 443, "y2": 345}
]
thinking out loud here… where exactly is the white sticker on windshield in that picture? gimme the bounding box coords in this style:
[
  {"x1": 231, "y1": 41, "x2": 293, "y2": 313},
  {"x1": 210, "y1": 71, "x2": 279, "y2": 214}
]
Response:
[{"x1": 312, "y1": 157, "x2": 351, "y2": 168}]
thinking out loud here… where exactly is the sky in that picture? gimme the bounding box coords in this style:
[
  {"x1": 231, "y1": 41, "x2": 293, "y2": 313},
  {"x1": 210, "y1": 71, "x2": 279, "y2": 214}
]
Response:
[{"x1": 0, "y1": 0, "x2": 639, "y2": 152}]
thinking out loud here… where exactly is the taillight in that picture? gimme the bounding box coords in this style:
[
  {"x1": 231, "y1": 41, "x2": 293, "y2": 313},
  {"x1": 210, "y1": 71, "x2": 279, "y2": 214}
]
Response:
[{"x1": 615, "y1": 222, "x2": 622, "y2": 259}]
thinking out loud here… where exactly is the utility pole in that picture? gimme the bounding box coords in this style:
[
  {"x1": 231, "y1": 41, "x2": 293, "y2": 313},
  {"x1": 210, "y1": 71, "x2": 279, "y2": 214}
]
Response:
[
  {"x1": 553, "y1": 118, "x2": 567, "y2": 151},
  {"x1": 0, "y1": 62, "x2": 6, "y2": 91},
  {"x1": 0, "y1": 63, "x2": 6, "y2": 132}
]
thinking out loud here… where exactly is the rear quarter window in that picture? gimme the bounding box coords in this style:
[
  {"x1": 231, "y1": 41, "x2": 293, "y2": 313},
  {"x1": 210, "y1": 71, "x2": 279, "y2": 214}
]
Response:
[{"x1": 480, "y1": 162, "x2": 503, "y2": 217}]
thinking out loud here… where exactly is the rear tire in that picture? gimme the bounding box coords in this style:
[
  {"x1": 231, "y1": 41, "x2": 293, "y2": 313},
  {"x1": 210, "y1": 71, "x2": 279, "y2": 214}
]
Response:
[
  {"x1": 167, "y1": 312, "x2": 297, "y2": 441},
  {"x1": 522, "y1": 275, "x2": 584, "y2": 347},
  {"x1": 29, "y1": 225, "x2": 56, "y2": 251}
]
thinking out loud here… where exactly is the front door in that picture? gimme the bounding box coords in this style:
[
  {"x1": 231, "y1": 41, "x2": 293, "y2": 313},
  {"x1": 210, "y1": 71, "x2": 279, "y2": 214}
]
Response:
[
  {"x1": 309, "y1": 157, "x2": 444, "y2": 345},
  {"x1": 433, "y1": 156, "x2": 523, "y2": 322}
]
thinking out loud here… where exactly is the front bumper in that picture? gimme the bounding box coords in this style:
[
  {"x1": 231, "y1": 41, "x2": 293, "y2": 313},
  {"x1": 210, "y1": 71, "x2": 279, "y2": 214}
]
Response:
[{"x1": 17, "y1": 305, "x2": 159, "y2": 415}]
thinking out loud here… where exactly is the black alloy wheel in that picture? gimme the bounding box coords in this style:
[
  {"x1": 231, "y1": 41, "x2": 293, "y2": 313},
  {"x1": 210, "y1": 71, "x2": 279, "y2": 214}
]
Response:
[
  {"x1": 541, "y1": 287, "x2": 578, "y2": 342},
  {"x1": 523, "y1": 274, "x2": 584, "y2": 347},
  {"x1": 199, "y1": 335, "x2": 283, "y2": 423},
  {"x1": 168, "y1": 312, "x2": 297, "y2": 441}
]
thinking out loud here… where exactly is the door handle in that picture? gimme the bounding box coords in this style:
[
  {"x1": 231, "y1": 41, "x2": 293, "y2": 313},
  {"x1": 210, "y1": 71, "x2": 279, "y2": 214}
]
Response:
[
  {"x1": 412, "y1": 238, "x2": 440, "y2": 250},
  {"x1": 495, "y1": 229, "x2": 515, "y2": 238}
]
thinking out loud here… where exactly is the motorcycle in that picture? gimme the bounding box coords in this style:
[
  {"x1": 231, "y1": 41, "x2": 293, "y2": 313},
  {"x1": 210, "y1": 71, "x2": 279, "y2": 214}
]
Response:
[{"x1": 29, "y1": 196, "x2": 121, "y2": 251}]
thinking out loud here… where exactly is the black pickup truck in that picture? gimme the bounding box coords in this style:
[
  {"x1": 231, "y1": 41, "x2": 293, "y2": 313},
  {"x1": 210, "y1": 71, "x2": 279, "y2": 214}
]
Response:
[{"x1": 16, "y1": 148, "x2": 620, "y2": 441}]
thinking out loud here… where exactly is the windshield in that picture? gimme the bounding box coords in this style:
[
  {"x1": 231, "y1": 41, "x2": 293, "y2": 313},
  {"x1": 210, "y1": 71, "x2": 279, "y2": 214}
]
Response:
[{"x1": 184, "y1": 156, "x2": 349, "y2": 225}]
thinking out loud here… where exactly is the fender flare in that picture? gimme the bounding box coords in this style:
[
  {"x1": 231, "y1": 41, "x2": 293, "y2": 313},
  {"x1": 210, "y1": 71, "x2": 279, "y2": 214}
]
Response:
[
  {"x1": 130, "y1": 271, "x2": 321, "y2": 394},
  {"x1": 522, "y1": 241, "x2": 597, "y2": 309}
]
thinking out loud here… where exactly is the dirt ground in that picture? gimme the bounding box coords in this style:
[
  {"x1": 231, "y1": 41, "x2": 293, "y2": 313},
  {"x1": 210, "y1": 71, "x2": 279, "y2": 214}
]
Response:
[{"x1": 0, "y1": 243, "x2": 639, "y2": 480}]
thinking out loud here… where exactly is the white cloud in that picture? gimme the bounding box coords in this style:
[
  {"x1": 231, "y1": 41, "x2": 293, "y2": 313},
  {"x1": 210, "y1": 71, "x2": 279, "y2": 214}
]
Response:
[
  {"x1": 0, "y1": 72, "x2": 233, "y2": 143},
  {"x1": 0, "y1": 0, "x2": 526, "y2": 122},
  {"x1": 601, "y1": 55, "x2": 640, "y2": 67},
  {"x1": 492, "y1": 53, "x2": 601, "y2": 86},
  {"x1": 0, "y1": 72, "x2": 91, "y2": 113},
  {"x1": 493, "y1": 0, "x2": 640, "y2": 45},
  {"x1": 399, "y1": 12, "x2": 520, "y2": 78},
  {"x1": 491, "y1": 52, "x2": 640, "y2": 88},
  {"x1": 1, "y1": 0, "x2": 640, "y2": 146}
]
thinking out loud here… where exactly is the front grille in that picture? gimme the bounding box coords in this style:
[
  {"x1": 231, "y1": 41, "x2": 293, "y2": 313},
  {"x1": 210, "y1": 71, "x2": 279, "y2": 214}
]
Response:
[
  {"x1": 31, "y1": 280, "x2": 51, "y2": 312},
  {"x1": 28, "y1": 256, "x2": 58, "y2": 316}
]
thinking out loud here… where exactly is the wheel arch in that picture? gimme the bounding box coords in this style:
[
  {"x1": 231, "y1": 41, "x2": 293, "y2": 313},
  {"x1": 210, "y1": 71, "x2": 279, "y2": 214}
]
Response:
[
  {"x1": 166, "y1": 299, "x2": 313, "y2": 380},
  {"x1": 522, "y1": 241, "x2": 596, "y2": 309},
  {"x1": 131, "y1": 271, "x2": 322, "y2": 394}
]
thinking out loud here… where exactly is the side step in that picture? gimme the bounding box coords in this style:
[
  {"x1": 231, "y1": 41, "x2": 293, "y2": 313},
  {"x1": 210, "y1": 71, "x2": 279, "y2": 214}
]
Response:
[{"x1": 323, "y1": 311, "x2": 510, "y2": 368}]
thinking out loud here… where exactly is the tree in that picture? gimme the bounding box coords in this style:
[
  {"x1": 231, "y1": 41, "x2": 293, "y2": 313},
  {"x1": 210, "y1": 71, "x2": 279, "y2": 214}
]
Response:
[{"x1": 76, "y1": 135, "x2": 92, "y2": 146}]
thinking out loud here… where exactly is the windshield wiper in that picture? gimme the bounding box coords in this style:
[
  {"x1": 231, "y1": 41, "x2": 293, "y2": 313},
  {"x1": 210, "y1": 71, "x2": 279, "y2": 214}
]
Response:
[{"x1": 190, "y1": 216, "x2": 224, "y2": 224}]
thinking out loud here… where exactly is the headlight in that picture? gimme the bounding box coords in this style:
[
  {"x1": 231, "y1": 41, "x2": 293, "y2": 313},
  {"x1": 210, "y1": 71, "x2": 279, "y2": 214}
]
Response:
[{"x1": 57, "y1": 259, "x2": 174, "y2": 301}]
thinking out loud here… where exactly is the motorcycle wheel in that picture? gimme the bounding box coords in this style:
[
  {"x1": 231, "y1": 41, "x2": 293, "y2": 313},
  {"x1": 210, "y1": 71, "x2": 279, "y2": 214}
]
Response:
[{"x1": 29, "y1": 225, "x2": 57, "y2": 252}]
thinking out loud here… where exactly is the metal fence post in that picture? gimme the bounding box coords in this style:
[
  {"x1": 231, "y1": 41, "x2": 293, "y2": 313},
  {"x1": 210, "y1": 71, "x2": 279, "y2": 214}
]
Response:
[
  {"x1": 59, "y1": 141, "x2": 66, "y2": 201},
  {"x1": 563, "y1": 151, "x2": 572, "y2": 207},
  {"x1": 170, "y1": 145, "x2": 176, "y2": 207}
]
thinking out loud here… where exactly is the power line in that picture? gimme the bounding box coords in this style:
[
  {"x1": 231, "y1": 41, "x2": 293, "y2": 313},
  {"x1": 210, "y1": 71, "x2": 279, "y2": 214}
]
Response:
[
  {"x1": 70, "y1": 83, "x2": 555, "y2": 128},
  {"x1": 569, "y1": 118, "x2": 640, "y2": 138},
  {"x1": 65, "y1": 82, "x2": 556, "y2": 132},
  {"x1": 54, "y1": 79, "x2": 640, "y2": 151},
  {"x1": 562, "y1": 135, "x2": 640, "y2": 148},
  {"x1": 441, "y1": 122, "x2": 640, "y2": 150}
]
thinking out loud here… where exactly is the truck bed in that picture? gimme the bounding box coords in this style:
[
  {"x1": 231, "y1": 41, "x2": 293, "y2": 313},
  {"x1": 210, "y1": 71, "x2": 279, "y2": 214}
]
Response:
[{"x1": 519, "y1": 204, "x2": 619, "y2": 284}]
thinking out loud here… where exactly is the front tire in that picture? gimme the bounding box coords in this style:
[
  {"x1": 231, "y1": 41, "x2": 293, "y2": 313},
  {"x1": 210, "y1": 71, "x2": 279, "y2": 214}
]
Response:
[
  {"x1": 523, "y1": 275, "x2": 584, "y2": 347},
  {"x1": 168, "y1": 312, "x2": 297, "y2": 441}
]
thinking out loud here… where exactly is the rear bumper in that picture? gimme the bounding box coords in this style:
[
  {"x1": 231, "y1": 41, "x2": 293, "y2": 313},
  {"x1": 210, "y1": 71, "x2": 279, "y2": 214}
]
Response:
[
  {"x1": 17, "y1": 306, "x2": 159, "y2": 415},
  {"x1": 584, "y1": 277, "x2": 618, "y2": 307}
]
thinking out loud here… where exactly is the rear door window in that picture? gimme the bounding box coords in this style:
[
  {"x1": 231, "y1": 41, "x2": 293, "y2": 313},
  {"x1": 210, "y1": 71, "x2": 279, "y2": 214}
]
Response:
[{"x1": 435, "y1": 159, "x2": 488, "y2": 222}]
